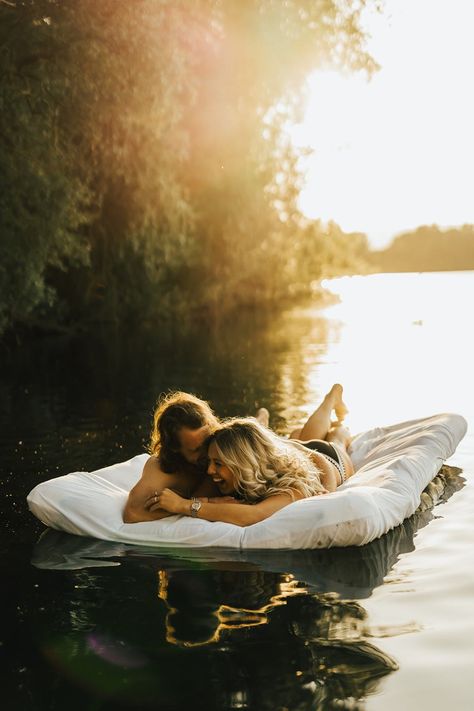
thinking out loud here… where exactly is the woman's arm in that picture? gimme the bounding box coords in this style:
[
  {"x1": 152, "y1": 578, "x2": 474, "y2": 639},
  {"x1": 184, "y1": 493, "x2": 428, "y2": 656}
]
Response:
[{"x1": 146, "y1": 488, "x2": 303, "y2": 527}]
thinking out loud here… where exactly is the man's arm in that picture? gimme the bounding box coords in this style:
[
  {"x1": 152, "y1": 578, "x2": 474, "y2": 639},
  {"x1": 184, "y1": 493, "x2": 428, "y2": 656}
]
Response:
[{"x1": 123, "y1": 457, "x2": 175, "y2": 523}]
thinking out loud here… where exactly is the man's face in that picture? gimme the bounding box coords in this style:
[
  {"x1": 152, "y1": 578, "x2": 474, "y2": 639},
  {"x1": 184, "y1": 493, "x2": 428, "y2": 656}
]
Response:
[{"x1": 177, "y1": 425, "x2": 210, "y2": 465}]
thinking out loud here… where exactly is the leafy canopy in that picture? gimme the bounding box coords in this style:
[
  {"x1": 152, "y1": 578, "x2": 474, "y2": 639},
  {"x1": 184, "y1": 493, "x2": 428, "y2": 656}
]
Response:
[{"x1": 0, "y1": 0, "x2": 376, "y2": 334}]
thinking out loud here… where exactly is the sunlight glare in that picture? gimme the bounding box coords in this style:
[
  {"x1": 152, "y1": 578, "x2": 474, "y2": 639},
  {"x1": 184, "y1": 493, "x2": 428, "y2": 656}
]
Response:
[
  {"x1": 317, "y1": 272, "x2": 474, "y2": 435},
  {"x1": 289, "y1": 0, "x2": 474, "y2": 249}
]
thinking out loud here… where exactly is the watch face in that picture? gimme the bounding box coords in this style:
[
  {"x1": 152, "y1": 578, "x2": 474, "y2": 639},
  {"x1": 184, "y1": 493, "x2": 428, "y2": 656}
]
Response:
[{"x1": 191, "y1": 500, "x2": 202, "y2": 514}]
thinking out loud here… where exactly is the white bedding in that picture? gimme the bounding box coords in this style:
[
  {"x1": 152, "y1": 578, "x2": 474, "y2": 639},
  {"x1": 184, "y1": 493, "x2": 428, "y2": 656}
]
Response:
[{"x1": 27, "y1": 413, "x2": 467, "y2": 549}]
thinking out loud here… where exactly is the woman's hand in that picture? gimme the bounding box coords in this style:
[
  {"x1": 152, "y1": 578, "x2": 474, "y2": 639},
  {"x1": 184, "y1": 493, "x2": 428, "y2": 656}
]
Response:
[{"x1": 144, "y1": 488, "x2": 188, "y2": 515}]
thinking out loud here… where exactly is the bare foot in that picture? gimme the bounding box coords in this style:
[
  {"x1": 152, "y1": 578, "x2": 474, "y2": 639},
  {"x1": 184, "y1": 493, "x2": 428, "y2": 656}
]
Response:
[
  {"x1": 327, "y1": 423, "x2": 352, "y2": 447},
  {"x1": 255, "y1": 407, "x2": 270, "y2": 428},
  {"x1": 328, "y1": 383, "x2": 349, "y2": 422}
]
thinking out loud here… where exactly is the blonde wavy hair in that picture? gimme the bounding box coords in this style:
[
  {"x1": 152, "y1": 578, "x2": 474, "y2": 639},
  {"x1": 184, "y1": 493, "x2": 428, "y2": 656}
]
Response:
[{"x1": 208, "y1": 418, "x2": 326, "y2": 501}]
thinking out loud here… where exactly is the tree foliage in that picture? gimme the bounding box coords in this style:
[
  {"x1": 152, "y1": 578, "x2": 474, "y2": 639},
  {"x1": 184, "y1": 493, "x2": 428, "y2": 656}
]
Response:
[
  {"x1": 0, "y1": 0, "x2": 376, "y2": 335},
  {"x1": 370, "y1": 225, "x2": 474, "y2": 272}
]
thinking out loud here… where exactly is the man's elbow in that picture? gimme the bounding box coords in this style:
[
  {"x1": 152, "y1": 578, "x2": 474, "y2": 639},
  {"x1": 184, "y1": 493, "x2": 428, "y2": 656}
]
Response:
[
  {"x1": 123, "y1": 503, "x2": 171, "y2": 523},
  {"x1": 122, "y1": 498, "x2": 148, "y2": 523},
  {"x1": 123, "y1": 505, "x2": 140, "y2": 523}
]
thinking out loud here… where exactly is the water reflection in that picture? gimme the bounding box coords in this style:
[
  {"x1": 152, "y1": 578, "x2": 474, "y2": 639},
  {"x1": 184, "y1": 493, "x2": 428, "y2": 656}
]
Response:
[
  {"x1": 157, "y1": 567, "x2": 301, "y2": 647},
  {"x1": 29, "y1": 467, "x2": 463, "y2": 709},
  {"x1": 31, "y1": 540, "x2": 397, "y2": 710}
]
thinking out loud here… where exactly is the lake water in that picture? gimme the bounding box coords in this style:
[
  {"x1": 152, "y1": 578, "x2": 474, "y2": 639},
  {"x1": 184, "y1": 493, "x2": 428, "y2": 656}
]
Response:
[{"x1": 2, "y1": 271, "x2": 473, "y2": 710}]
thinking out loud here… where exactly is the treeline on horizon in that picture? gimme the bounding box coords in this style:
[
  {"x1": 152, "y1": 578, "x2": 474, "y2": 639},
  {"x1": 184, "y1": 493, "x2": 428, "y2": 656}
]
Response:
[
  {"x1": 370, "y1": 225, "x2": 474, "y2": 273},
  {"x1": 0, "y1": 0, "x2": 378, "y2": 338}
]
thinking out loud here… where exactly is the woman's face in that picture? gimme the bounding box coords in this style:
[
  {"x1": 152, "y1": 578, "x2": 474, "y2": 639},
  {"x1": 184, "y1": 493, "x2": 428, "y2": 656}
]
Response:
[{"x1": 207, "y1": 441, "x2": 236, "y2": 495}]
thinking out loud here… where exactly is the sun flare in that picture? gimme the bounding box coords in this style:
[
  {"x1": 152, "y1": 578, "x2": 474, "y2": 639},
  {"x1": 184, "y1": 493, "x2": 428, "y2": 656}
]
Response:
[{"x1": 290, "y1": 0, "x2": 474, "y2": 249}]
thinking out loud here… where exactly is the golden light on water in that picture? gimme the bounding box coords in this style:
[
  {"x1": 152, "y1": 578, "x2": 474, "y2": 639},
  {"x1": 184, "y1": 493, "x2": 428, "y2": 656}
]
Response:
[
  {"x1": 274, "y1": 272, "x2": 474, "y2": 440},
  {"x1": 313, "y1": 272, "x2": 474, "y2": 435},
  {"x1": 157, "y1": 569, "x2": 306, "y2": 647}
]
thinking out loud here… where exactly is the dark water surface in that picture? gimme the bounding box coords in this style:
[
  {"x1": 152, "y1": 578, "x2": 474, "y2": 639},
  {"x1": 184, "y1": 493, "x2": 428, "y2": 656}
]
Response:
[{"x1": 0, "y1": 298, "x2": 463, "y2": 710}]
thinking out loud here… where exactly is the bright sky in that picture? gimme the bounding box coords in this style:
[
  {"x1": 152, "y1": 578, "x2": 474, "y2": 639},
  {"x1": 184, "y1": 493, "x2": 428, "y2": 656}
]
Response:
[{"x1": 291, "y1": 0, "x2": 474, "y2": 249}]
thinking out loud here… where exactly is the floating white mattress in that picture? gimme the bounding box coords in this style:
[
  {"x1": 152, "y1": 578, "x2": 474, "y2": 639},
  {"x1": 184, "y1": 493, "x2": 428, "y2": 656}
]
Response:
[{"x1": 27, "y1": 413, "x2": 467, "y2": 550}]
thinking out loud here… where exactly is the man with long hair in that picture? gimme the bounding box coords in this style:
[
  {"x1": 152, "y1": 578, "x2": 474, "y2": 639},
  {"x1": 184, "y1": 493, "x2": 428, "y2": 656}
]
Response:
[{"x1": 123, "y1": 392, "x2": 220, "y2": 522}]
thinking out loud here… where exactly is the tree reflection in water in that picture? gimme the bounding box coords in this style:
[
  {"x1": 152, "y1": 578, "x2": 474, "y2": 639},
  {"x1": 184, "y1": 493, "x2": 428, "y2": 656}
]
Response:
[
  {"x1": 29, "y1": 466, "x2": 463, "y2": 710},
  {"x1": 156, "y1": 566, "x2": 398, "y2": 710}
]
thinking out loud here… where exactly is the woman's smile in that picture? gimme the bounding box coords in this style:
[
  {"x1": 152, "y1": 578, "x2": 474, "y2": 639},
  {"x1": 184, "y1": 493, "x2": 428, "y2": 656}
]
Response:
[{"x1": 207, "y1": 441, "x2": 235, "y2": 493}]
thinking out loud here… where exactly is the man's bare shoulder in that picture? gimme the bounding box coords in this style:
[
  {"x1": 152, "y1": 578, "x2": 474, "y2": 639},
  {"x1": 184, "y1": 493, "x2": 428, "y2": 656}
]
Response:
[
  {"x1": 123, "y1": 456, "x2": 186, "y2": 523},
  {"x1": 140, "y1": 455, "x2": 181, "y2": 486}
]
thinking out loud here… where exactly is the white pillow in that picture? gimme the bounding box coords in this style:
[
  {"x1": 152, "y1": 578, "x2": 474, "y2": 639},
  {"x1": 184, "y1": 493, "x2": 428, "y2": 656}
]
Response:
[{"x1": 27, "y1": 413, "x2": 466, "y2": 549}]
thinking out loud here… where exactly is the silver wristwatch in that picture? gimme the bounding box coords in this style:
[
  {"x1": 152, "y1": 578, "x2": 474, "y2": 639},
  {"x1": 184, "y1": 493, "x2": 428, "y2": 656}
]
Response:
[{"x1": 190, "y1": 497, "x2": 202, "y2": 517}]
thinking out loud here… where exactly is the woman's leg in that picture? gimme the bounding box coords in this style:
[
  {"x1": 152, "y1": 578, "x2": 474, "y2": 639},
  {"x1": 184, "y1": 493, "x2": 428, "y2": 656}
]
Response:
[{"x1": 295, "y1": 384, "x2": 348, "y2": 441}]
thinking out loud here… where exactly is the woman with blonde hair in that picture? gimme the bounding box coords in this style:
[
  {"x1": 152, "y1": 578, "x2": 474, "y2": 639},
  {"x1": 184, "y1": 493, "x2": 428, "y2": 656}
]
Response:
[{"x1": 147, "y1": 384, "x2": 354, "y2": 526}]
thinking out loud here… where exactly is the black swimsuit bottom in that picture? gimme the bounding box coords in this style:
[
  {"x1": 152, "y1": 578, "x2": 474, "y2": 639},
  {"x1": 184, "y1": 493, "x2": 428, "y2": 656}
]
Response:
[{"x1": 298, "y1": 439, "x2": 346, "y2": 482}]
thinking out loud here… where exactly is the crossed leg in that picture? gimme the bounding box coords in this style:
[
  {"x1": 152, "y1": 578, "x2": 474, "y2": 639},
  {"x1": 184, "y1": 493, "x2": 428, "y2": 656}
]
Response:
[
  {"x1": 256, "y1": 384, "x2": 353, "y2": 482},
  {"x1": 289, "y1": 383, "x2": 348, "y2": 441},
  {"x1": 294, "y1": 384, "x2": 354, "y2": 479}
]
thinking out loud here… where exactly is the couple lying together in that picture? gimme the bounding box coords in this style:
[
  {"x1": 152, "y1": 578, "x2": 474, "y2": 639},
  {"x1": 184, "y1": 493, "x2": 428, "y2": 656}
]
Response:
[{"x1": 123, "y1": 384, "x2": 354, "y2": 527}]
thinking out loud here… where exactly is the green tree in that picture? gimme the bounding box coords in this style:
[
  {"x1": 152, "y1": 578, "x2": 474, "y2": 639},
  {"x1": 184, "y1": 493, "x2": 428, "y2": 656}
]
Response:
[
  {"x1": 0, "y1": 3, "x2": 91, "y2": 332},
  {"x1": 0, "y1": 0, "x2": 377, "y2": 335}
]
